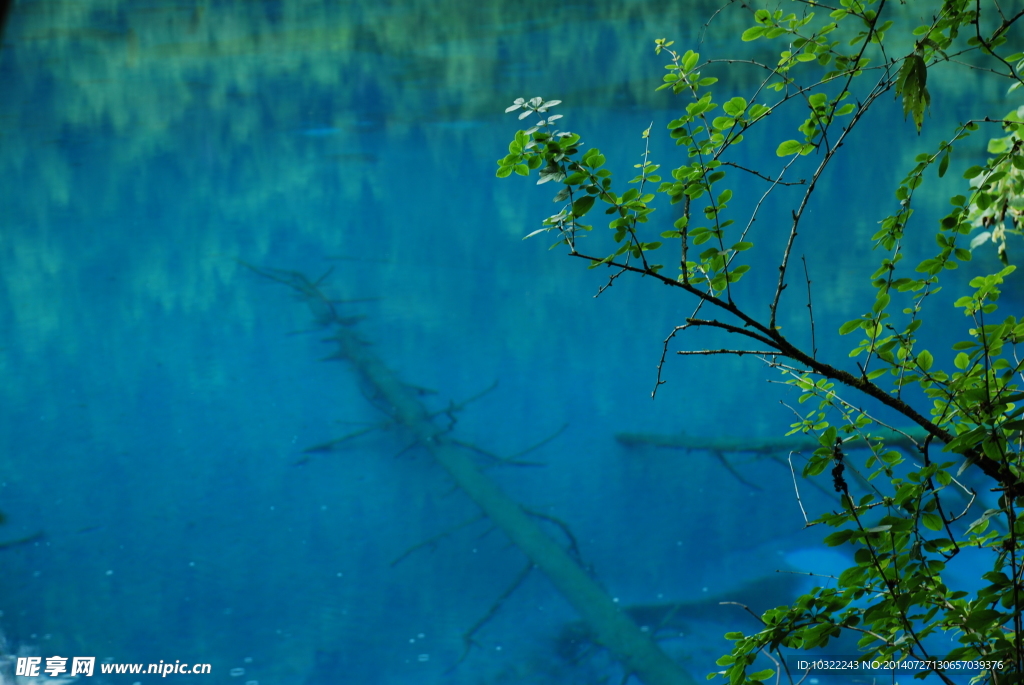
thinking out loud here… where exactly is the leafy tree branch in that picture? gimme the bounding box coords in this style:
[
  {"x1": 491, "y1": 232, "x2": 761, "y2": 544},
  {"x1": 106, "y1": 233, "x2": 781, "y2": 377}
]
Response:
[{"x1": 499, "y1": 0, "x2": 1024, "y2": 683}]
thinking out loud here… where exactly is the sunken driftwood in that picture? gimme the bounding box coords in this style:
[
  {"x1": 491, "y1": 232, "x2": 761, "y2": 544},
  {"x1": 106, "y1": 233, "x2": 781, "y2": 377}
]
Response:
[
  {"x1": 616, "y1": 426, "x2": 934, "y2": 492},
  {"x1": 246, "y1": 264, "x2": 695, "y2": 685},
  {"x1": 557, "y1": 574, "x2": 804, "y2": 662},
  {"x1": 616, "y1": 426, "x2": 932, "y2": 454}
]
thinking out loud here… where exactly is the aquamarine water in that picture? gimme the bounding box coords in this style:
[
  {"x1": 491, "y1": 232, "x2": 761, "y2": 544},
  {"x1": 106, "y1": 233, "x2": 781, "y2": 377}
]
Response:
[{"x1": 0, "y1": 1, "x2": 1016, "y2": 684}]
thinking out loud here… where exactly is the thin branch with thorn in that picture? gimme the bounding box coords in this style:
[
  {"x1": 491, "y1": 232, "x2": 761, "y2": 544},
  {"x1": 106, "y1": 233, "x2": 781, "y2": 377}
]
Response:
[{"x1": 801, "y1": 255, "x2": 817, "y2": 360}]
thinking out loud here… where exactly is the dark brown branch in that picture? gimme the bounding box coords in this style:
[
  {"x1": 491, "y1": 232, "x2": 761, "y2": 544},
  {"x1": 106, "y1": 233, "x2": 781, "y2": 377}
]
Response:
[
  {"x1": 682, "y1": 318, "x2": 778, "y2": 348},
  {"x1": 696, "y1": 0, "x2": 738, "y2": 48},
  {"x1": 720, "y1": 161, "x2": 806, "y2": 186},
  {"x1": 579, "y1": 250, "x2": 961, "y2": 455},
  {"x1": 676, "y1": 349, "x2": 779, "y2": 356},
  {"x1": 576, "y1": 250, "x2": 979, "y2": 478},
  {"x1": 768, "y1": 3, "x2": 894, "y2": 331},
  {"x1": 801, "y1": 255, "x2": 817, "y2": 360}
]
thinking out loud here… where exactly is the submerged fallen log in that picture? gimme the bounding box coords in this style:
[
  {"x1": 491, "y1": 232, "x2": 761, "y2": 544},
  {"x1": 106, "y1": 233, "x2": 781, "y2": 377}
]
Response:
[
  {"x1": 557, "y1": 573, "x2": 804, "y2": 662},
  {"x1": 617, "y1": 426, "x2": 936, "y2": 492},
  {"x1": 616, "y1": 425, "x2": 933, "y2": 455},
  {"x1": 247, "y1": 264, "x2": 694, "y2": 685}
]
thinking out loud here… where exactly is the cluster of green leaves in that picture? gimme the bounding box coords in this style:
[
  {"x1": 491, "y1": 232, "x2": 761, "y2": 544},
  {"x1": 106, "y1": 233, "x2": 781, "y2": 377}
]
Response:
[
  {"x1": 763, "y1": 253, "x2": 1024, "y2": 678},
  {"x1": 497, "y1": 2, "x2": 914, "y2": 301},
  {"x1": 968, "y1": 106, "x2": 1024, "y2": 264},
  {"x1": 498, "y1": 1, "x2": 1024, "y2": 684}
]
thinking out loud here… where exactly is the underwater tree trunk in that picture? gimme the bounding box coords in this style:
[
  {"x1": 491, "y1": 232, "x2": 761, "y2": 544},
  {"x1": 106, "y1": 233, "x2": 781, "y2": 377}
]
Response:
[
  {"x1": 616, "y1": 426, "x2": 929, "y2": 453},
  {"x1": 331, "y1": 313, "x2": 695, "y2": 685},
  {"x1": 250, "y1": 264, "x2": 695, "y2": 685}
]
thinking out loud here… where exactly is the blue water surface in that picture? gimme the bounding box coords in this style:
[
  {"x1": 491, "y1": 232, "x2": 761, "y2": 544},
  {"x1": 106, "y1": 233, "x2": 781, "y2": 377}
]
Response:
[{"x1": 0, "y1": 1, "x2": 1018, "y2": 684}]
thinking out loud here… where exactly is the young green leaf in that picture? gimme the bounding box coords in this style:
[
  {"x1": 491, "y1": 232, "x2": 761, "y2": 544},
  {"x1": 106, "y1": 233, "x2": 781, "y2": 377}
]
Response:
[{"x1": 776, "y1": 140, "x2": 803, "y2": 156}]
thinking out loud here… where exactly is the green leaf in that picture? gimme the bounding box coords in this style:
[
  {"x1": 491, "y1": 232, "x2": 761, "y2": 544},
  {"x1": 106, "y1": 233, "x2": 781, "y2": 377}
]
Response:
[
  {"x1": 572, "y1": 195, "x2": 596, "y2": 218},
  {"x1": 916, "y1": 349, "x2": 933, "y2": 372},
  {"x1": 839, "y1": 319, "x2": 862, "y2": 335},
  {"x1": 748, "y1": 104, "x2": 770, "y2": 121},
  {"x1": 776, "y1": 140, "x2": 803, "y2": 156},
  {"x1": 712, "y1": 116, "x2": 735, "y2": 131},
  {"x1": 741, "y1": 25, "x2": 766, "y2": 41},
  {"x1": 965, "y1": 608, "x2": 1003, "y2": 630},
  {"x1": 938, "y1": 151, "x2": 950, "y2": 178},
  {"x1": 988, "y1": 137, "x2": 1009, "y2": 154},
  {"x1": 683, "y1": 51, "x2": 700, "y2": 72},
  {"x1": 873, "y1": 292, "x2": 890, "y2": 313},
  {"x1": 895, "y1": 53, "x2": 930, "y2": 134},
  {"x1": 963, "y1": 165, "x2": 984, "y2": 179},
  {"x1": 723, "y1": 97, "x2": 748, "y2": 117},
  {"x1": 922, "y1": 513, "x2": 944, "y2": 531},
  {"x1": 824, "y1": 529, "x2": 853, "y2": 546}
]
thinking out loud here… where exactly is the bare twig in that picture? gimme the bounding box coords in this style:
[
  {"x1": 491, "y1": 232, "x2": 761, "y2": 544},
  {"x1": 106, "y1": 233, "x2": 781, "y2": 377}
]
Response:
[
  {"x1": 719, "y1": 161, "x2": 806, "y2": 185},
  {"x1": 788, "y1": 453, "x2": 810, "y2": 525},
  {"x1": 696, "y1": 0, "x2": 738, "y2": 47},
  {"x1": 717, "y1": 601, "x2": 767, "y2": 624}
]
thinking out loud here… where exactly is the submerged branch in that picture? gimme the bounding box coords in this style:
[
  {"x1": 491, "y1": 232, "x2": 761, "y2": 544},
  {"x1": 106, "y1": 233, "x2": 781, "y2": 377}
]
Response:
[{"x1": 244, "y1": 263, "x2": 696, "y2": 685}]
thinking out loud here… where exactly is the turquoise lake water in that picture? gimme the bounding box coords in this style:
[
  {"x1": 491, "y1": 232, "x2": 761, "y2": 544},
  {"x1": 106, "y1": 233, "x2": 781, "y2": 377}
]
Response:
[{"x1": 0, "y1": 1, "x2": 1019, "y2": 684}]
